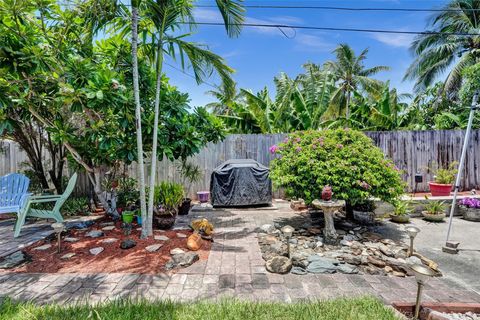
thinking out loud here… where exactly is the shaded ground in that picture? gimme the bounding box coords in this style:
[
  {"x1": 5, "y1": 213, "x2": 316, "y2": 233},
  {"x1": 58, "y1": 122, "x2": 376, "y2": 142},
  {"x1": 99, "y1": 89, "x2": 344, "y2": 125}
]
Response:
[{"x1": 1, "y1": 219, "x2": 210, "y2": 274}]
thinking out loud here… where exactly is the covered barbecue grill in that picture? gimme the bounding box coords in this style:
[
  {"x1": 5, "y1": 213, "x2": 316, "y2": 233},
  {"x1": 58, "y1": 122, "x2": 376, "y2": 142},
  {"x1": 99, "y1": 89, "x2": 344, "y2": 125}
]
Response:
[{"x1": 210, "y1": 159, "x2": 272, "y2": 207}]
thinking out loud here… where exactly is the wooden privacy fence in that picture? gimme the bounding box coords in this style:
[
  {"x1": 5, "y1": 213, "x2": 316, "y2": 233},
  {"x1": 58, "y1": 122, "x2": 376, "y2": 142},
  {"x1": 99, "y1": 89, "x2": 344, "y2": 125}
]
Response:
[{"x1": 2, "y1": 130, "x2": 480, "y2": 197}]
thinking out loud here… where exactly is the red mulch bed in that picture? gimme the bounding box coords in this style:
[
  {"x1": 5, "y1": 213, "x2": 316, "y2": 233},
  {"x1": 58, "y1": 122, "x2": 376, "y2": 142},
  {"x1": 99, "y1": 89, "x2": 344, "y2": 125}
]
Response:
[{"x1": 2, "y1": 218, "x2": 211, "y2": 274}]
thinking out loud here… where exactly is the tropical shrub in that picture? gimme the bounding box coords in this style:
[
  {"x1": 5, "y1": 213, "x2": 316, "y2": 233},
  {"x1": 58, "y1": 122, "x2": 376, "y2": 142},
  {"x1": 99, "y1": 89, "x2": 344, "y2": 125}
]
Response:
[
  {"x1": 270, "y1": 129, "x2": 405, "y2": 205},
  {"x1": 153, "y1": 182, "x2": 184, "y2": 215},
  {"x1": 431, "y1": 162, "x2": 458, "y2": 184}
]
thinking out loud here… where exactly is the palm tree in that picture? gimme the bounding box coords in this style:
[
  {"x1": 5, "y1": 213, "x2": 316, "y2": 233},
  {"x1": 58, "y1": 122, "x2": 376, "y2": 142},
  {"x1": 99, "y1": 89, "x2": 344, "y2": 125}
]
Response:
[
  {"x1": 404, "y1": 0, "x2": 480, "y2": 94},
  {"x1": 143, "y1": 0, "x2": 244, "y2": 236},
  {"x1": 324, "y1": 44, "x2": 389, "y2": 121}
]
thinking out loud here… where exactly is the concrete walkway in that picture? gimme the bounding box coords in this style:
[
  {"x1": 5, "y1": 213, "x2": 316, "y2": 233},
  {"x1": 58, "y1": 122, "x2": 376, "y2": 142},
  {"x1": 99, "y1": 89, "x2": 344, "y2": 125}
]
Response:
[{"x1": 1, "y1": 203, "x2": 480, "y2": 305}]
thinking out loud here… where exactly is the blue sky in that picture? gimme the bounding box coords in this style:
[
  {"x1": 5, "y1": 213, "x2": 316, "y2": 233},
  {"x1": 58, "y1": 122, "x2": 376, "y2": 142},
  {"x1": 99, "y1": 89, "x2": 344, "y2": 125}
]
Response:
[{"x1": 163, "y1": 0, "x2": 450, "y2": 107}]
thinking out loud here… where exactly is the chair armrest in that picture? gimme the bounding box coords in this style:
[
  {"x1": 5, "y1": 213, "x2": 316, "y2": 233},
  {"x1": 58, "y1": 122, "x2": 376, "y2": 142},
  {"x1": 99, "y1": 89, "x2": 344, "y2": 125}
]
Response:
[{"x1": 29, "y1": 195, "x2": 62, "y2": 204}]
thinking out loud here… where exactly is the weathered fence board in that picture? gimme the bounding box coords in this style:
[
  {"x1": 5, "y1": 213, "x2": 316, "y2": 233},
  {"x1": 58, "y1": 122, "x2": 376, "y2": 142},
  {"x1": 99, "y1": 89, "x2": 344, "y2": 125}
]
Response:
[{"x1": 2, "y1": 130, "x2": 480, "y2": 197}]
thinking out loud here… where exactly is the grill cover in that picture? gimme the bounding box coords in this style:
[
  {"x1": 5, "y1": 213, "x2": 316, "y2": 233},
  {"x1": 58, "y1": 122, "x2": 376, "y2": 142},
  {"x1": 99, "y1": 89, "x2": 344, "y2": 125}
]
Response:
[{"x1": 210, "y1": 159, "x2": 272, "y2": 207}]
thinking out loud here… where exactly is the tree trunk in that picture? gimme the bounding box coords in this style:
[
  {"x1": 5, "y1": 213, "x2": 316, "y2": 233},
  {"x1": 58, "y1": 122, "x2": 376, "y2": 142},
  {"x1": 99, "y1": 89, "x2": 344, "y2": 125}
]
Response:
[
  {"x1": 345, "y1": 88, "x2": 351, "y2": 124},
  {"x1": 87, "y1": 168, "x2": 109, "y2": 210},
  {"x1": 147, "y1": 40, "x2": 164, "y2": 236},
  {"x1": 131, "y1": 4, "x2": 148, "y2": 239}
]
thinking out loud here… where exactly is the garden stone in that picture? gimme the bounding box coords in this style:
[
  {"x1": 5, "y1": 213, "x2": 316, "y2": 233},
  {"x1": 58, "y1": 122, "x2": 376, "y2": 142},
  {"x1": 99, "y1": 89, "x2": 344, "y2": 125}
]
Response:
[
  {"x1": 172, "y1": 252, "x2": 199, "y2": 267},
  {"x1": 170, "y1": 248, "x2": 185, "y2": 255},
  {"x1": 90, "y1": 247, "x2": 104, "y2": 255},
  {"x1": 61, "y1": 253, "x2": 76, "y2": 260},
  {"x1": 367, "y1": 256, "x2": 386, "y2": 267},
  {"x1": 340, "y1": 239, "x2": 352, "y2": 247},
  {"x1": 266, "y1": 256, "x2": 292, "y2": 274},
  {"x1": 341, "y1": 254, "x2": 362, "y2": 265},
  {"x1": 33, "y1": 244, "x2": 52, "y2": 251},
  {"x1": 306, "y1": 256, "x2": 338, "y2": 273},
  {"x1": 99, "y1": 222, "x2": 114, "y2": 227},
  {"x1": 67, "y1": 221, "x2": 94, "y2": 230},
  {"x1": 384, "y1": 266, "x2": 393, "y2": 273},
  {"x1": 379, "y1": 244, "x2": 394, "y2": 257},
  {"x1": 176, "y1": 233, "x2": 187, "y2": 238},
  {"x1": 291, "y1": 266, "x2": 307, "y2": 275},
  {"x1": 101, "y1": 238, "x2": 118, "y2": 244},
  {"x1": 262, "y1": 251, "x2": 279, "y2": 261},
  {"x1": 338, "y1": 264, "x2": 359, "y2": 274},
  {"x1": 120, "y1": 239, "x2": 136, "y2": 249},
  {"x1": 0, "y1": 251, "x2": 28, "y2": 269},
  {"x1": 268, "y1": 242, "x2": 289, "y2": 257},
  {"x1": 406, "y1": 256, "x2": 422, "y2": 265},
  {"x1": 315, "y1": 241, "x2": 324, "y2": 248},
  {"x1": 145, "y1": 244, "x2": 163, "y2": 252},
  {"x1": 64, "y1": 237, "x2": 79, "y2": 242},
  {"x1": 260, "y1": 224, "x2": 276, "y2": 234},
  {"x1": 102, "y1": 226, "x2": 115, "y2": 231},
  {"x1": 165, "y1": 261, "x2": 176, "y2": 270},
  {"x1": 155, "y1": 235, "x2": 170, "y2": 241},
  {"x1": 392, "y1": 271, "x2": 406, "y2": 277},
  {"x1": 86, "y1": 230, "x2": 104, "y2": 238},
  {"x1": 289, "y1": 238, "x2": 298, "y2": 245},
  {"x1": 258, "y1": 235, "x2": 278, "y2": 245}
]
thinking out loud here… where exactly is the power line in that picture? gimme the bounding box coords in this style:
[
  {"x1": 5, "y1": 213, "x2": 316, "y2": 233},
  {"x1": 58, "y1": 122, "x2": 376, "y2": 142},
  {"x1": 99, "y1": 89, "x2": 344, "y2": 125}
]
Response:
[
  {"x1": 197, "y1": 4, "x2": 480, "y2": 13},
  {"x1": 164, "y1": 62, "x2": 218, "y2": 88},
  {"x1": 187, "y1": 22, "x2": 480, "y2": 36}
]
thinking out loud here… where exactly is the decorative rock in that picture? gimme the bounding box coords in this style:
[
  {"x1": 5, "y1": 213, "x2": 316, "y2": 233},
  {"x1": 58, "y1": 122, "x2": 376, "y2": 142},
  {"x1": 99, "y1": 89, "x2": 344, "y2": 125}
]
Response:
[
  {"x1": 61, "y1": 253, "x2": 76, "y2": 260},
  {"x1": 145, "y1": 244, "x2": 163, "y2": 252},
  {"x1": 379, "y1": 244, "x2": 394, "y2": 257},
  {"x1": 176, "y1": 233, "x2": 187, "y2": 238},
  {"x1": 291, "y1": 266, "x2": 307, "y2": 275},
  {"x1": 406, "y1": 256, "x2": 422, "y2": 265},
  {"x1": 268, "y1": 242, "x2": 289, "y2": 257},
  {"x1": 101, "y1": 238, "x2": 118, "y2": 244},
  {"x1": 33, "y1": 244, "x2": 52, "y2": 251},
  {"x1": 89, "y1": 247, "x2": 104, "y2": 255},
  {"x1": 341, "y1": 254, "x2": 362, "y2": 265},
  {"x1": 367, "y1": 256, "x2": 386, "y2": 267},
  {"x1": 340, "y1": 240, "x2": 353, "y2": 247},
  {"x1": 86, "y1": 230, "x2": 104, "y2": 238},
  {"x1": 0, "y1": 251, "x2": 28, "y2": 269},
  {"x1": 392, "y1": 271, "x2": 406, "y2": 277},
  {"x1": 338, "y1": 264, "x2": 359, "y2": 274},
  {"x1": 306, "y1": 256, "x2": 338, "y2": 273},
  {"x1": 64, "y1": 237, "x2": 79, "y2": 243},
  {"x1": 170, "y1": 248, "x2": 185, "y2": 255},
  {"x1": 165, "y1": 261, "x2": 176, "y2": 270},
  {"x1": 102, "y1": 226, "x2": 115, "y2": 231},
  {"x1": 172, "y1": 252, "x2": 199, "y2": 267},
  {"x1": 384, "y1": 266, "x2": 393, "y2": 273},
  {"x1": 266, "y1": 256, "x2": 293, "y2": 274},
  {"x1": 120, "y1": 239, "x2": 136, "y2": 249},
  {"x1": 260, "y1": 224, "x2": 276, "y2": 234},
  {"x1": 315, "y1": 241, "x2": 324, "y2": 249},
  {"x1": 99, "y1": 222, "x2": 114, "y2": 227},
  {"x1": 155, "y1": 235, "x2": 170, "y2": 241}
]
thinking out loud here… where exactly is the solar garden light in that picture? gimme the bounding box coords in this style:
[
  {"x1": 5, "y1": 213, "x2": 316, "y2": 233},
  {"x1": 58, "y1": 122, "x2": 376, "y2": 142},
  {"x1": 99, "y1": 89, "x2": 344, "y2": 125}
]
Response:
[
  {"x1": 411, "y1": 263, "x2": 436, "y2": 320},
  {"x1": 51, "y1": 222, "x2": 65, "y2": 253},
  {"x1": 405, "y1": 226, "x2": 420, "y2": 257},
  {"x1": 281, "y1": 225, "x2": 295, "y2": 258}
]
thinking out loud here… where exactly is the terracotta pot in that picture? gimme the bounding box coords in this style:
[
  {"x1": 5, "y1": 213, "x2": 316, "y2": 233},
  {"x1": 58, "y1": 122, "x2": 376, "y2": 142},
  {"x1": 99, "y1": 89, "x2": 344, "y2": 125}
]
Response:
[
  {"x1": 390, "y1": 214, "x2": 410, "y2": 223},
  {"x1": 422, "y1": 210, "x2": 446, "y2": 222},
  {"x1": 187, "y1": 233, "x2": 203, "y2": 251},
  {"x1": 429, "y1": 182, "x2": 452, "y2": 196}
]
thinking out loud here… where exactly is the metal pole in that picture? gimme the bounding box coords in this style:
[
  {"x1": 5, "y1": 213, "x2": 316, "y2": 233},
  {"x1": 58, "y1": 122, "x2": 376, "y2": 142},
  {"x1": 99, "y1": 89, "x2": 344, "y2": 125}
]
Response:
[
  {"x1": 414, "y1": 282, "x2": 423, "y2": 320},
  {"x1": 445, "y1": 91, "x2": 479, "y2": 244},
  {"x1": 408, "y1": 237, "x2": 414, "y2": 257}
]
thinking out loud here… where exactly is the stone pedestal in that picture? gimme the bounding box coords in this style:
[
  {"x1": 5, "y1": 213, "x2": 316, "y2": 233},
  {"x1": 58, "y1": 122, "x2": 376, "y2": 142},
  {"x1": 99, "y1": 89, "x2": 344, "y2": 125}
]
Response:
[{"x1": 312, "y1": 199, "x2": 346, "y2": 244}]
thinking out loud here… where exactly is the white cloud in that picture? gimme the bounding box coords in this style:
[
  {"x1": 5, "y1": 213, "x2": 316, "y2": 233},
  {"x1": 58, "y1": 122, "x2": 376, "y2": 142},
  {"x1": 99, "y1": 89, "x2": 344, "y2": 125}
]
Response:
[
  {"x1": 294, "y1": 34, "x2": 334, "y2": 52},
  {"x1": 371, "y1": 33, "x2": 414, "y2": 48}
]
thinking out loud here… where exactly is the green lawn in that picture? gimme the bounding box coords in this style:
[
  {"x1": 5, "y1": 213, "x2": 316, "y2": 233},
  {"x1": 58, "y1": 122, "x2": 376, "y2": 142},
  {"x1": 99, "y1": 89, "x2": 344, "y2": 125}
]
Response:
[{"x1": 0, "y1": 297, "x2": 400, "y2": 320}]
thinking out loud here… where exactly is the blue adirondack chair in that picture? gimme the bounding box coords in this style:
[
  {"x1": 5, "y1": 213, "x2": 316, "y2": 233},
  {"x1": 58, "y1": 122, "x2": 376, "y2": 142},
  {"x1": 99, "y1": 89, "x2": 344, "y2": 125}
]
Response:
[
  {"x1": 0, "y1": 173, "x2": 31, "y2": 219},
  {"x1": 13, "y1": 173, "x2": 78, "y2": 237}
]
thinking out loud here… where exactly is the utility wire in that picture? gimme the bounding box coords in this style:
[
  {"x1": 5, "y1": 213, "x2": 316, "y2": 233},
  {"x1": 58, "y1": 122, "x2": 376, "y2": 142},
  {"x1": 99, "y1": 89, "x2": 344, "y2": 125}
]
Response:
[
  {"x1": 164, "y1": 62, "x2": 218, "y2": 88},
  {"x1": 197, "y1": 4, "x2": 480, "y2": 13},
  {"x1": 187, "y1": 22, "x2": 480, "y2": 36}
]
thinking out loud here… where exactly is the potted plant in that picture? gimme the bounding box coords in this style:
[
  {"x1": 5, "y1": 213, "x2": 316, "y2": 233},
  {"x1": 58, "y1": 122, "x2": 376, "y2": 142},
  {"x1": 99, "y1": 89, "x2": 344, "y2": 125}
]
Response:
[
  {"x1": 429, "y1": 162, "x2": 458, "y2": 196},
  {"x1": 458, "y1": 197, "x2": 480, "y2": 222},
  {"x1": 422, "y1": 200, "x2": 447, "y2": 222},
  {"x1": 352, "y1": 200, "x2": 376, "y2": 225},
  {"x1": 122, "y1": 210, "x2": 135, "y2": 223},
  {"x1": 390, "y1": 199, "x2": 411, "y2": 223},
  {"x1": 177, "y1": 161, "x2": 203, "y2": 215},
  {"x1": 153, "y1": 181, "x2": 184, "y2": 229}
]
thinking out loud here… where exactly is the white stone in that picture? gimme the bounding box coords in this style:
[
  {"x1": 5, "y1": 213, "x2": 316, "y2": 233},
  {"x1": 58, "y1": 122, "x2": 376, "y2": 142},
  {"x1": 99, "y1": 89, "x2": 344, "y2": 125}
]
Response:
[
  {"x1": 64, "y1": 237, "x2": 79, "y2": 242},
  {"x1": 170, "y1": 248, "x2": 185, "y2": 255},
  {"x1": 340, "y1": 240, "x2": 352, "y2": 247},
  {"x1": 145, "y1": 244, "x2": 163, "y2": 252},
  {"x1": 33, "y1": 244, "x2": 52, "y2": 251},
  {"x1": 155, "y1": 235, "x2": 170, "y2": 241},
  {"x1": 61, "y1": 253, "x2": 76, "y2": 259},
  {"x1": 89, "y1": 247, "x2": 104, "y2": 255},
  {"x1": 176, "y1": 233, "x2": 187, "y2": 238},
  {"x1": 101, "y1": 238, "x2": 118, "y2": 244},
  {"x1": 102, "y1": 226, "x2": 115, "y2": 231}
]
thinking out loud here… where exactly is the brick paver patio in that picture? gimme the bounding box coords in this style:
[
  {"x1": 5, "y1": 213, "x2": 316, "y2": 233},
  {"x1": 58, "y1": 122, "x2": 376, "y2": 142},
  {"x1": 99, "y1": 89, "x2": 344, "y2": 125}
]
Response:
[{"x1": 1, "y1": 202, "x2": 480, "y2": 306}]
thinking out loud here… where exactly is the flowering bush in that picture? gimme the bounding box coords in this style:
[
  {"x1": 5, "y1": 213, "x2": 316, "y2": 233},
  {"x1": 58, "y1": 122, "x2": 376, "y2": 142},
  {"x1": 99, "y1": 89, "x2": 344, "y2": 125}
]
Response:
[
  {"x1": 458, "y1": 197, "x2": 480, "y2": 209},
  {"x1": 269, "y1": 129, "x2": 405, "y2": 205}
]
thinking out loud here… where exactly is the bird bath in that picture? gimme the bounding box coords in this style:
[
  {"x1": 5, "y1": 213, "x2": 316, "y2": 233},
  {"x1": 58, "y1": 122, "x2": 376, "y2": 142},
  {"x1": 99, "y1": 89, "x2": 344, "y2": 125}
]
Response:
[{"x1": 312, "y1": 199, "x2": 346, "y2": 244}]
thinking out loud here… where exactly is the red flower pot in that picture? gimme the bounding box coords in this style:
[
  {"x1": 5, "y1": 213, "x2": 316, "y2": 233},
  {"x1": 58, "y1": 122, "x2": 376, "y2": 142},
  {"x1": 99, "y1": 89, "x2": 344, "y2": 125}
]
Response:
[{"x1": 429, "y1": 182, "x2": 452, "y2": 196}]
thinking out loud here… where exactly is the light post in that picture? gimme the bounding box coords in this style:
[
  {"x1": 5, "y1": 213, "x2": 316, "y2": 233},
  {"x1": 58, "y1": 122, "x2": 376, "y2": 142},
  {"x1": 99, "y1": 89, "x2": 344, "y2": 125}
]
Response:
[
  {"x1": 51, "y1": 222, "x2": 65, "y2": 253},
  {"x1": 281, "y1": 225, "x2": 295, "y2": 258},
  {"x1": 405, "y1": 226, "x2": 420, "y2": 257},
  {"x1": 411, "y1": 263, "x2": 436, "y2": 320}
]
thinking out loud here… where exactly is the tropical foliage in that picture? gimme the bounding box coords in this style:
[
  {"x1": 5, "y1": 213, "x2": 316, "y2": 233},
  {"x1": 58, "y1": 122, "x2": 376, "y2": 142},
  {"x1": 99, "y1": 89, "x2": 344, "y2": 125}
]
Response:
[{"x1": 270, "y1": 129, "x2": 405, "y2": 205}]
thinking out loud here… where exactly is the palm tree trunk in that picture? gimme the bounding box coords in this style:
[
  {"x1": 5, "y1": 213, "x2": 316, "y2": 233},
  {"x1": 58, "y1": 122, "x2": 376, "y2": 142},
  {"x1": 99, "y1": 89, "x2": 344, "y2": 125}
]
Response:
[
  {"x1": 345, "y1": 88, "x2": 351, "y2": 126},
  {"x1": 131, "y1": 3, "x2": 148, "y2": 239},
  {"x1": 147, "y1": 39, "x2": 164, "y2": 236}
]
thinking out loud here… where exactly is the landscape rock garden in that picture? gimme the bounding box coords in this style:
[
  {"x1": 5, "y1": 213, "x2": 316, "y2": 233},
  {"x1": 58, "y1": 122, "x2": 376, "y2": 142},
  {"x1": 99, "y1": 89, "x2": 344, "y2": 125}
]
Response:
[{"x1": 258, "y1": 217, "x2": 439, "y2": 277}]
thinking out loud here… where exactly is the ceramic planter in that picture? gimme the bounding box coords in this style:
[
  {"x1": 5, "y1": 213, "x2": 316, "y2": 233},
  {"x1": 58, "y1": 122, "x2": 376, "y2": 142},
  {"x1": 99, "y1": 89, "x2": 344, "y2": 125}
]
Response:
[
  {"x1": 422, "y1": 210, "x2": 446, "y2": 222},
  {"x1": 197, "y1": 191, "x2": 210, "y2": 203},
  {"x1": 178, "y1": 198, "x2": 192, "y2": 215},
  {"x1": 122, "y1": 211, "x2": 135, "y2": 223},
  {"x1": 458, "y1": 206, "x2": 480, "y2": 222},
  {"x1": 429, "y1": 182, "x2": 452, "y2": 196},
  {"x1": 390, "y1": 214, "x2": 410, "y2": 223},
  {"x1": 353, "y1": 210, "x2": 376, "y2": 225}
]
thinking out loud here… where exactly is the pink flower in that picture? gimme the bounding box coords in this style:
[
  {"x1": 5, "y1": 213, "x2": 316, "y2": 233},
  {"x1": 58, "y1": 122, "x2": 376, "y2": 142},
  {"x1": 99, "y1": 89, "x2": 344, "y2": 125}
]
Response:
[
  {"x1": 283, "y1": 138, "x2": 289, "y2": 143},
  {"x1": 296, "y1": 146, "x2": 302, "y2": 152},
  {"x1": 360, "y1": 181, "x2": 370, "y2": 190},
  {"x1": 337, "y1": 144, "x2": 343, "y2": 149},
  {"x1": 312, "y1": 144, "x2": 317, "y2": 149},
  {"x1": 295, "y1": 137, "x2": 301, "y2": 143},
  {"x1": 269, "y1": 145, "x2": 279, "y2": 154}
]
